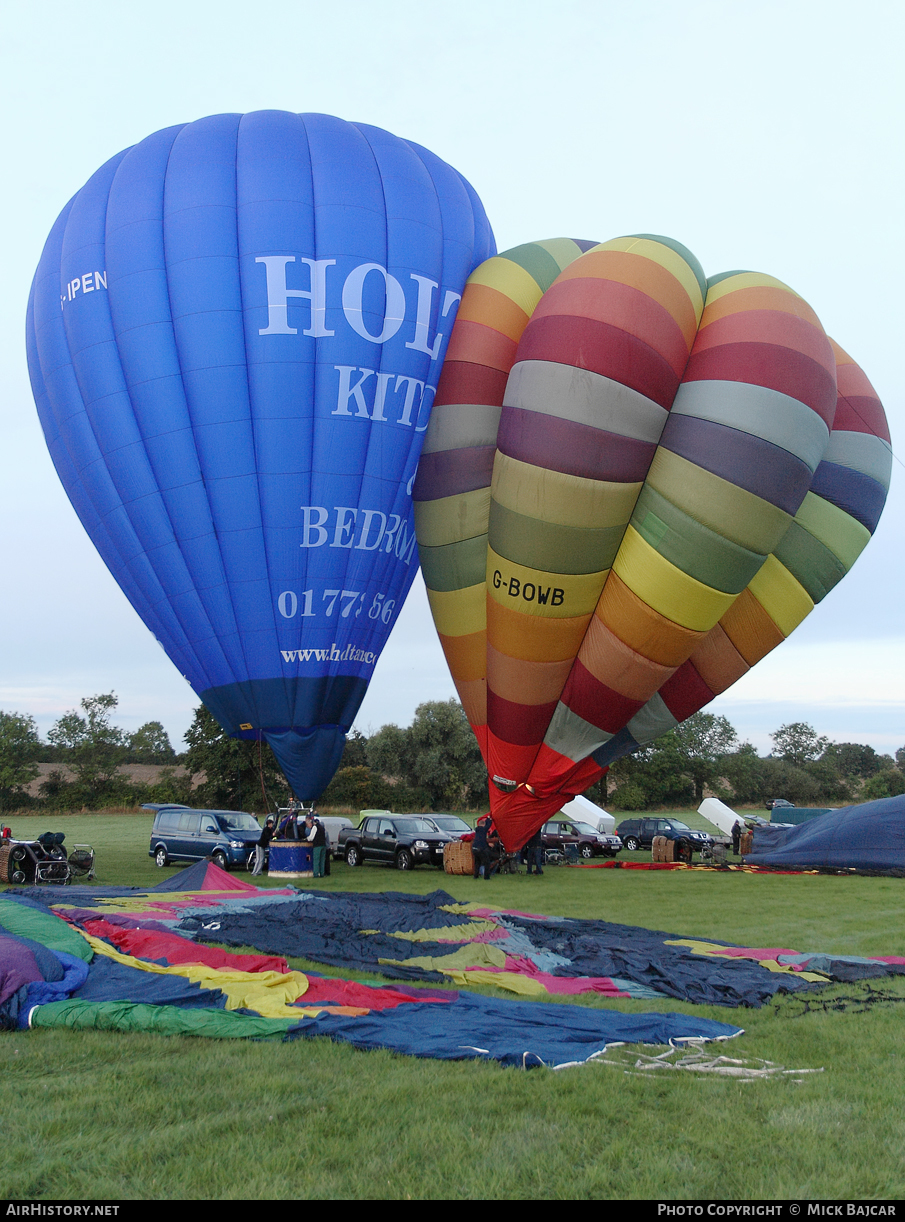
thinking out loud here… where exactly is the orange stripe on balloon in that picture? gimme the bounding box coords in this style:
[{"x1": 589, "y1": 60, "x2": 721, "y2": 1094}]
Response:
[
  {"x1": 456, "y1": 283, "x2": 530, "y2": 342},
  {"x1": 685, "y1": 622, "x2": 750, "y2": 695},
  {"x1": 594, "y1": 571, "x2": 707, "y2": 668},
  {"x1": 443, "y1": 319, "x2": 519, "y2": 371},
  {"x1": 437, "y1": 630, "x2": 486, "y2": 682},
  {"x1": 455, "y1": 678, "x2": 487, "y2": 730},
  {"x1": 555, "y1": 250, "x2": 700, "y2": 347},
  {"x1": 575, "y1": 614, "x2": 674, "y2": 703},
  {"x1": 693, "y1": 309, "x2": 836, "y2": 374},
  {"x1": 486, "y1": 643, "x2": 574, "y2": 706},
  {"x1": 531, "y1": 276, "x2": 692, "y2": 379},
  {"x1": 487, "y1": 597, "x2": 591, "y2": 663},
  {"x1": 700, "y1": 285, "x2": 823, "y2": 331},
  {"x1": 718, "y1": 588, "x2": 784, "y2": 665}
]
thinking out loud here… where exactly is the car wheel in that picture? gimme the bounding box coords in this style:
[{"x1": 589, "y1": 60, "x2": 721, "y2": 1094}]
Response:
[
  {"x1": 212, "y1": 850, "x2": 229, "y2": 871},
  {"x1": 396, "y1": 848, "x2": 413, "y2": 871},
  {"x1": 154, "y1": 846, "x2": 168, "y2": 868},
  {"x1": 346, "y1": 844, "x2": 362, "y2": 867},
  {"x1": 580, "y1": 843, "x2": 594, "y2": 859},
  {"x1": 624, "y1": 836, "x2": 639, "y2": 852}
]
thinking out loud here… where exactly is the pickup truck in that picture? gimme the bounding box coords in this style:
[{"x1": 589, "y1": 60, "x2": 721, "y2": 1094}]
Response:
[{"x1": 339, "y1": 814, "x2": 455, "y2": 870}]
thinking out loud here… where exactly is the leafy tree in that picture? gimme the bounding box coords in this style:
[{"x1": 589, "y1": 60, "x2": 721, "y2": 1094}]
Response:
[
  {"x1": 607, "y1": 737, "x2": 694, "y2": 810},
  {"x1": 46, "y1": 693, "x2": 130, "y2": 806},
  {"x1": 758, "y1": 757, "x2": 824, "y2": 806},
  {"x1": 721, "y1": 742, "x2": 768, "y2": 805},
  {"x1": 860, "y1": 769, "x2": 905, "y2": 801},
  {"x1": 671, "y1": 713, "x2": 737, "y2": 804},
  {"x1": 128, "y1": 721, "x2": 176, "y2": 764},
  {"x1": 0, "y1": 711, "x2": 41, "y2": 810},
  {"x1": 141, "y1": 766, "x2": 195, "y2": 807},
  {"x1": 823, "y1": 742, "x2": 882, "y2": 780},
  {"x1": 366, "y1": 723, "x2": 412, "y2": 785},
  {"x1": 183, "y1": 706, "x2": 284, "y2": 812},
  {"x1": 770, "y1": 722, "x2": 830, "y2": 769},
  {"x1": 367, "y1": 700, "x2": 487, "y2": 809},
  {"x1": 319, "y1": 765, "x2": 399, "y2": 811},
  {"x1": 340, "y1": 728, "x2": 369, "y2": 769},
  {"x1": 800, "y1": 757, "x2": 852, "y2": 803},
  {"x1": 606, "y1": 714, "x2": 736, "y2": 809}
]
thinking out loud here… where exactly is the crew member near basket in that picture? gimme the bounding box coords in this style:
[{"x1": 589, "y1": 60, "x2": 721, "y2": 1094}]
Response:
[{"x1": 305, "y1": 811, "x2": 327, "y2": 878}]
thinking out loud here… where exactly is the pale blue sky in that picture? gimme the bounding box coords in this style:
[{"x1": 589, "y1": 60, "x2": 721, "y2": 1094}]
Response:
[{"x1": 1, "y1": 0, "x2": 902, "y2": 755}]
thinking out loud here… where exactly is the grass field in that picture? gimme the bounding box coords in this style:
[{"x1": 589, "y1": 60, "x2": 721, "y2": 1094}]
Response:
[{"x1": 1, "y1": 811, "x2": 904, "y2": 1201}]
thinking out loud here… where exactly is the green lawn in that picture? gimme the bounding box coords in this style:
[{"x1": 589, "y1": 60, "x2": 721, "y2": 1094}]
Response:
[{"x1": 1, "y1": 812, "x2": 904, "y2": 1200}]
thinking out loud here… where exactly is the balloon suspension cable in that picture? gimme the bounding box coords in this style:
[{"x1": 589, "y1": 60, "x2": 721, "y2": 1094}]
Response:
[{"x1": 257, "y1": 735, "x2": 273, "y2": 813}]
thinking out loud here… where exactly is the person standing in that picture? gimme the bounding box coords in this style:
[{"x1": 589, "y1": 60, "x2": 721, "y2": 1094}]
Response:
[
  {"x1": 731, "y1": 820, "x2": 742, "y2": 856},
  {"x1": 305, "y1": 812, "x2": 327, "y2": 878},
  {"x1": 252, "y1": 816, "x2": 275, "y2": 876},
  {"x1": 525, "y1": 825, "x2": 544, "y2": 875},
  {"x1": 472, "y1": 814, "x2": 493, "y2": 880}
]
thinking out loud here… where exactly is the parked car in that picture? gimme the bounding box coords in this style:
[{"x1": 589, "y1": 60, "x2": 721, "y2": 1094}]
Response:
[
  {"x1": 321, "y1": 816, "x2": 355, "y2": 858},
  {"x1": 425, "y1": 815, "x2": 472, "y2": 839},
  {"x1": 541, "y1": 819, "x2": 622, "y2": 859},
  {"x1": 146, "y1": 804, "x2": 263, "y2": 870},
  {"x1": 616, "y1": 817, "x2": 714, "y2": 853},
  {"x1": 765, "y1": 798, "x2": 795, "y2": 811},
  {"x1": 339, "y1": 814, "x2": 456, "y2": 870}
]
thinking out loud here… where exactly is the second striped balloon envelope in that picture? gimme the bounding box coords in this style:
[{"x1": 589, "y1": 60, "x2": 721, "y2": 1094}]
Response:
[{"x1": 413, "y1": 236, "x2": 891, "y2": 850}]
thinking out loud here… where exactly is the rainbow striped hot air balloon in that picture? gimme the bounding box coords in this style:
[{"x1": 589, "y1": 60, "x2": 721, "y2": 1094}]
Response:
[{"x1": 414, "y1": 236, "x2": 890, "y2": 850}]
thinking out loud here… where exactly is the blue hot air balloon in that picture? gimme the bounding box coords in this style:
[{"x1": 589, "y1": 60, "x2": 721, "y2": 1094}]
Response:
[{"x1": 27, "y1": 111, "x2": 495, "y2": 797}]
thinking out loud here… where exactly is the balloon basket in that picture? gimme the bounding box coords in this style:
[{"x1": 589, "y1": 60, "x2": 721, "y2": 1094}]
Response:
[
  {"x1": 444, "y1": 840, "x2": 474, "y2": 875},
  {"x1": 268, "y1": 841, "x2": 314, "y2": 878}
]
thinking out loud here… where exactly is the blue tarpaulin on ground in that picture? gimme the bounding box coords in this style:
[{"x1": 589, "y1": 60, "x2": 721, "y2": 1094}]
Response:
[{"x1": 747, "y1": 795, "x2": 905, "y2": 873}]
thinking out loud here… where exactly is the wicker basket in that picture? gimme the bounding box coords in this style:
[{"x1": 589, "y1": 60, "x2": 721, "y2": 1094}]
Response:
[
  {"x1": 444, "y1": 839, "x2": 474, "y2": 875},
  {"x1": 651, "y1": 834, "x2": 670, "y2": 863},
  {"x1": 0, "y1": 845, "x2": 11, "y2": 884}
]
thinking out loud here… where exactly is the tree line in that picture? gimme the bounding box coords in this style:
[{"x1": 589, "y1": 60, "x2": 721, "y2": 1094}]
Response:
[{"x1": 1, "y1": 694, "x2": 902, "y2": 814}]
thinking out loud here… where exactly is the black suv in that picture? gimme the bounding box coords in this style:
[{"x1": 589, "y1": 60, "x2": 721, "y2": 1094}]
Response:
[
  {"x1": 339, "y1": 814, "x2": 455, "y2": 870},
  {"x1": 616, "y1": 817, "x2": 713, "y2": 853}
]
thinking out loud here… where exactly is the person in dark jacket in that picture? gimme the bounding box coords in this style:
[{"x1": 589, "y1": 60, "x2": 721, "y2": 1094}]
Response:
[
  {"x1": 305, "y1": 812, "x2": 327, "y2": 878},
  {"x1": 252, "y1": 816, "x2": 275, "y2": 876},
  {"x1": 525, "y1": 825, "x2": 544, "y2": 875}
]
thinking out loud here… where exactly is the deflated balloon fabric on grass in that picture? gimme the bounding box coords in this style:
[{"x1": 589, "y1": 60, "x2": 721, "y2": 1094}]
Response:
[{"x1": 0, "y1": 880, "x2": 744, "y2": 1066}]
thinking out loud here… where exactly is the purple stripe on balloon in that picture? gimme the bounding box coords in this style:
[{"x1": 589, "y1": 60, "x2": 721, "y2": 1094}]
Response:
[
  {"x1": 659, "y1": 413, "x2": 812, "y2": 516},
  {"x1": 412, "y1": 445, "x2": 496, "y2": 501},
  {"x1": 810, "y1": 462, "x2": 886, "y2": 534},
  {"x1": 498, "y1": 407, "x2": 656, "y2": 482}
]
